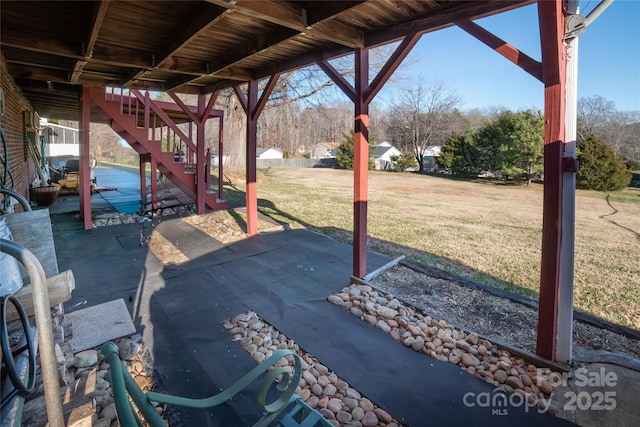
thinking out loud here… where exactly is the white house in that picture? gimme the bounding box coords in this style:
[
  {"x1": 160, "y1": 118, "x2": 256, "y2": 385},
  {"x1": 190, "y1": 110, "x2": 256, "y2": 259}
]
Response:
[
  {"x1": 256, "y1": 147, "x2": 283, "y2": 160},
  {"x1": 310, "y1": 142, "x2": 340, "y2": 159},
  {"x1": 371, "y1": 142, "x2": 401, "y2": 170}
]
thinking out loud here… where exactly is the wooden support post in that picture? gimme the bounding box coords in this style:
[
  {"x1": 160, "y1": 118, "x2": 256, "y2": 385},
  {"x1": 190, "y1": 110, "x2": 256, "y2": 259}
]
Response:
[
  {"x1": 79, "y1": 87, "x2": 92, "y2": 230},
  {"x1": 536, "y1": 0, "x2": 568, "y2": 361},
  {"x1": 353, "y1": 48, "x2": 369, "y2": 278},
  {"x1": 150, "y1": 157, "x2": 158, "y2": 212},
  {"x1": 218, "y1": 116, "x2": 224, "y2": 200},
  {"x1": 245, "y1": 80, "x2": 259, "y2": 236},
  {"x1": 139, "y1": 155, "x2": 147, "y2": 212},
  {"x1": 235, "y1": 76, "x2": 280, "y2": 236},
  {"x1": 196, "y1": 94, "x2": 206, "y2": 214},
  {"x1": 557, "y1": 0, "x2": 580, "y2": 364},
  {"x1": 319, "y1": 35, "x2": 418, "y2": 278}
]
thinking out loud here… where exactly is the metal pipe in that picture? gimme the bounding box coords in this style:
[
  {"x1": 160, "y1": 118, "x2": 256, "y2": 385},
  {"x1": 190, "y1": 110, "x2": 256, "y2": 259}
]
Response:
[
  {"x1": 0, "y1": 189, "x2": 31, "y2": 212},
  {"x1": 584, "y1": 0, "x2": 614, "y2": 28},
  {"x1": 0, "y1": 239, "x2": 64, "y2": 426}
]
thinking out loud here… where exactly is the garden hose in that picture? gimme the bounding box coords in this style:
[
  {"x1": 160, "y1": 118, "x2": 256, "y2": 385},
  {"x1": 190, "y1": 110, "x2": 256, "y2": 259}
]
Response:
[{"x1": 0, "y1": 127, "x2": 15, "y2": 211}]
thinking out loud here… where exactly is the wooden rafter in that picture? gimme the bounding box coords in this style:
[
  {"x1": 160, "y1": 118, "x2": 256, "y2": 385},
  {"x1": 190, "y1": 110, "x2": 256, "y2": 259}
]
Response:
[
  {"x1": 456, "y1": 19, "x2": 542, "y2": 82},
  {"x1": 71, "y1": 0, "x2": 110, "y2": 84},
  {"x1": 206, "y1": 0, "x2": 365, "y2": 48}
]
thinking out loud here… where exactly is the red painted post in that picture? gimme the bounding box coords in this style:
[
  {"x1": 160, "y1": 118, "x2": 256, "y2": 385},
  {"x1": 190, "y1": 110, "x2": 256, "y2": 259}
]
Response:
[
  {"x1": 218, "y1": 116, "x2": 224, "y2": 200},
  {"x1": 150, "y1": 157, "x2": 158, "y2": 212},
  {"x1": 79, "y1": 87, "x2": 92, "y2": 230},
  {"x1": 353, "y1": 48, "x2": 369, "y2": 278},
  {"x1": 246, "y1": 81, "x2": 259, "y2": 236},
  {"x1": 196, "y1": 94, "x2": 206, "y2": 214},
  {"x1": 536, "y1": 0, "x2": 567, "y2": 361},
  {"x1": 139, "y1": 155, "x2": 147, "y2": 213}
]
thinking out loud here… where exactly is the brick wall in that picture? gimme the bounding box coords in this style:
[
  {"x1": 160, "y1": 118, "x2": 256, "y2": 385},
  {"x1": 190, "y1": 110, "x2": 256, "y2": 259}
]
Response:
[{"x1": 1, "y1": 56, "x2": 39, "y2": 211}]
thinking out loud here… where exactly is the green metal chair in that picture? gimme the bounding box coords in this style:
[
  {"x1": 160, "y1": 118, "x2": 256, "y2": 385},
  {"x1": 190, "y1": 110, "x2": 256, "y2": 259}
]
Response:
[{"x1": 101, "y1": 342, "x2": 332, "y2": 427}]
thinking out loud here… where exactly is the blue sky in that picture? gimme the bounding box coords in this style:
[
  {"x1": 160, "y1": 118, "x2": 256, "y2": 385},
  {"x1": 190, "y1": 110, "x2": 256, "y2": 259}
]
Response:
[{"x1": 377, "y1": 1, "x2": 640, "y2": 113}]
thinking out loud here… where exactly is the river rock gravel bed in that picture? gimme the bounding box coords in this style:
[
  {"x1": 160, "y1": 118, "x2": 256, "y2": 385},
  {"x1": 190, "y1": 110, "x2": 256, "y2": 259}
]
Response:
[
  {"x1": 328, "y1": 283, "x2": 559, "y2": 414},
  {"x1": 224, "y1": 311, "x2": 405, "y2": 427}
]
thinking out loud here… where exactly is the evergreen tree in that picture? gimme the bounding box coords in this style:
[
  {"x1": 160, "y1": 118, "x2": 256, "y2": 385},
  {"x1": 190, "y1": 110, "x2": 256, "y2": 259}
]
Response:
[
  {"x1": 437, "y1": 131, "x2": 482, "y2": 177},
  {"x1": 474, "y1": 110, "x2": 543, "y2": 185},
  {"x1": 577, "y1": 135, "x2": 632, "y2": 191},
  {"x1": 336, "y1": 131, "x2": 374, "y2": 170}
]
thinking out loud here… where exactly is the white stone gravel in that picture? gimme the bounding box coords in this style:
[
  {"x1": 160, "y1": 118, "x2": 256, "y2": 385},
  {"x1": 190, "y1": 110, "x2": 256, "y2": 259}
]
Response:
[
  {"x1": 224, "y1": 311, "x2": 405, "y2": 427},
  {"x1": 329, "y1": 283, "x2": 563, "y2": 413}
]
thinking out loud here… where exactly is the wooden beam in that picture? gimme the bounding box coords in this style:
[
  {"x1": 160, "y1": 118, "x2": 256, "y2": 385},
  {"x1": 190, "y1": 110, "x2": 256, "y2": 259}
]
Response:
[
  {"x1": 79, "y1": 87, "x2": 92, "y2": 230},
  {"x1": 168, "y1": 92, "x2": 200, "y2": 123},
  {"x1": 318, "y1": 61, "x2": 355, "y2": 103},
  {"x1": 536, "y1": 0, "x2": 567, "y2": 361},
  {"x1": 353, "y1": 48, "x2": 369, "y2": 278},
  {"x1": 456, "y1": 19, "x2": 542, "y2": 82},
  {"x1": 252, "y1": 73, "x2": 280, "y2": 121},
  {"x1": 233, "y1": 85, "x2": 249, "y2": 115},
  {"x1": 366, "y1": 0, "x2": 534, "y2": 47},
  {"x1": 207, "y1": 0, "x2": 307, "y2": 30},
  {"x1": 206, "y1": 0, "x2": 364, "y2": 48},
  {"x1": 70, "y1": 0, "x2": 110, "y2": 84},
  {"x1": 6, "y1": 271, "x2": 75, "y2": 322},
  {"x1": 366, "y1": 30, "x2": 422, "y2": 103}
]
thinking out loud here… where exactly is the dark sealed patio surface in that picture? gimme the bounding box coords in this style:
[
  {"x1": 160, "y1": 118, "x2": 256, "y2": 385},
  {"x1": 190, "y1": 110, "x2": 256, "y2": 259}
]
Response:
[{"x1": 49, "y1": 209, "x2": 575, "y2": 427}]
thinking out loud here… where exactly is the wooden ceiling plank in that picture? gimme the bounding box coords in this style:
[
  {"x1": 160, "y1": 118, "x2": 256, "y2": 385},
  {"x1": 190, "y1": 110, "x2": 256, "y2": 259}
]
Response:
[
  {"x1": 1, "y1": 38, "x2": 83, "y2": 61},
  {"x1": 155, "y1": 5, "x2": 228, "y2": 68},
  {"x1": 71, "y1": 0, "x2": 111, "y2": 84},
  {"x1": 205, "y1": 29, "x2": 297, "y2": 76},
  {"x1": 206, "y1": 0, "x2": 306, "y2": 30},
  {"x1": 456, "y1": 19, "x2": 542, "y2": 82},
  {"x1": 310, "y1": 20, "x2": 365, "y2": 48}
]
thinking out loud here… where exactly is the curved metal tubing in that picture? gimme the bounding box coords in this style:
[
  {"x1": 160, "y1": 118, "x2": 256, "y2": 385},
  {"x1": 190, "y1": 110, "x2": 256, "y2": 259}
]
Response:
[
  {"x1": 0, "y1": 239, "x2": 64, "y2": 426},
  {"x1": 0, "y1": 189, "x2": 31, "y2": 212},
  {"x1": 101, "y1": 342, "x2": 304, "y2": 427}
]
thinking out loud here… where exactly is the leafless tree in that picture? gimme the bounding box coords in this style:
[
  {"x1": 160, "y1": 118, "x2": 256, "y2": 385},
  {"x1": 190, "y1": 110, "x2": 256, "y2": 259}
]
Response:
[{"x1": 387, "y1": 79, "x2": 461, "y2": 172}]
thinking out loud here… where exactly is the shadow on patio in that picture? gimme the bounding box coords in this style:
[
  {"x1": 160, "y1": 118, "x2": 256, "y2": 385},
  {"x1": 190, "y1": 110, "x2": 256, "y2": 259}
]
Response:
[{"x1": 50, "y1": 205, "x2": 574, "y2": 427}]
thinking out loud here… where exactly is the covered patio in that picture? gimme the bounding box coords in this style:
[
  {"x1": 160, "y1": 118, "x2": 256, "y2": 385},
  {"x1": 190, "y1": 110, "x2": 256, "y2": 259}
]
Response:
[
  {"x1": 45, "y1": 202, "x2": 574, "y2": 426},
  {"x1": 1, "y1": 1, "x2": 596, "y2": 425}
]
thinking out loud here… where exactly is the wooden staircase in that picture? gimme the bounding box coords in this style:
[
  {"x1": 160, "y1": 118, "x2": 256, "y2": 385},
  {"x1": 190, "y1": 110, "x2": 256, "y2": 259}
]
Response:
[{"x1": 89, "y1": 87, "x2": 228, "y2": 211}]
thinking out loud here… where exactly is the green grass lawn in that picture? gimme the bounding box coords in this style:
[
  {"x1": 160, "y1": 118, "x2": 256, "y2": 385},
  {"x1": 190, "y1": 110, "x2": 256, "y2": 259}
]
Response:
[{"x1": 222, "y1": 167, "x2": 640, "y2": 330}]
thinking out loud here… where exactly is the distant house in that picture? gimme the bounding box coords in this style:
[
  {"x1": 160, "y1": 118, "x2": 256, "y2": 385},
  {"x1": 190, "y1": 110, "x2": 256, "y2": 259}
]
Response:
[
  {"x1": 371, "y1": 142, "x2": 401, "y2": 171},
  {"x1": 310, "y1": 142, "x2": 341, "y2": 159},
  {"x1": 256, "y1": 147, "x2": 283, "y2": 160},
  {"x1": 422, "y1": 145, "x2": 442, "y2": 173}
]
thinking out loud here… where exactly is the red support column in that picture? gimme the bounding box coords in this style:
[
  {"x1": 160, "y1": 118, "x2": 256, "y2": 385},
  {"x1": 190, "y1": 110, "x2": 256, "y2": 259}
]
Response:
[
  {"x1": 150, "y1": 157, "x2": 158, "y2": 212},
  {"x1": 196, "y1": 94, "x2": 206, "y2": 214},
  {"x1": 218, "y1": 116, "x2": 224, "y2": 200},
  {"x1": 536, "y1": 0, "x2": 568, "y2": 360},
  {"x1": 139, "y1": 154, "x2": 147, "y2": 212},
  {"x1": 79, "y1": 87, "x2": 92, "y2": 230},
  {"x1": 353, "y1": 48, "x2": 369, "y2": 278},
  {"x1": 246, "y1": 80, "x2": 259, "y2": 236}
]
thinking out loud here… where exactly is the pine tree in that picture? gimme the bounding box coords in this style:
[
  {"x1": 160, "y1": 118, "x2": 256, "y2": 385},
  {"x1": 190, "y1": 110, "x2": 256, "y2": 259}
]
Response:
[{"x1": 577, "y1": 135, "x2": 631, "y2": 191}]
